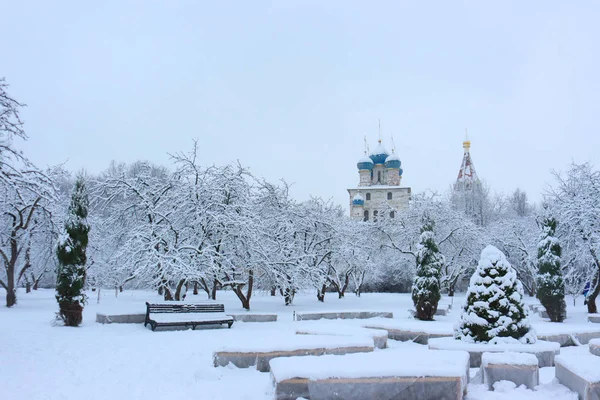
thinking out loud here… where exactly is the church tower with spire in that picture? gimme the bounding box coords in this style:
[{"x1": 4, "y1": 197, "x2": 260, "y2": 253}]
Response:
[
  {"x1": 347, "y1": 137, "x2": 411, "y2": 221},
  {"x1": 452, "y1": 136, "x2": 486, "y2": 225}
]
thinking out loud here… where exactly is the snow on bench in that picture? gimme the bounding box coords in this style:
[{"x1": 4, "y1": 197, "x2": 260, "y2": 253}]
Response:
[
  {"x1": 481, "y1": 352, "x2": 539, "y2": 390},
  {"x1": 295, "y1": 325, "x2": 388, "y2": 349},
  {"x1": 269, "y1": 349, "x2": 470, "y2": 400},
  {"x1": 364, "y1": 320, "x2": 453, "y2": 344},
  {"x1": 295, "y1": 311, "x2": 393, "y2": 321},
  {"x1": 556, "y1": 353, "x2": 600, "y2": 400},
  {"x1": 428, "y1": 337, "x2": 560, "y2": 367},
  {"x1": 213, "y1": 335, "x2": 374, "y2": 372},
  {"x1": 144, "y1": 302, "x2": 234, "y2": 331}
]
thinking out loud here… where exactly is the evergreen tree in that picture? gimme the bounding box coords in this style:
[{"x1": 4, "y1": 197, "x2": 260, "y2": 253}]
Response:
[
  {"x1": 455, "y1": 245, "x2": 535, "y2": 343},
  {"x1": 411, "y1": 215, "x2": 443, "y2": 321},
  {"x1": 56, "y1": 175, "x2": 90, "y2": 327},
  {"x1": 536, "y1": 214, "x2": 567, "y2": 322}
]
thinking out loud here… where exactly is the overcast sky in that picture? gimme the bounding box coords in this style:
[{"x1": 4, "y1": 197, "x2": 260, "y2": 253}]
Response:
[{"x1": 2, "y1": 1, "x2": 599, "y2": 210}]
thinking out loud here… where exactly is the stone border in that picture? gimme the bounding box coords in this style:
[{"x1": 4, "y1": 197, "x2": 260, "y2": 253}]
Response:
[
  {"x1": 590, "y1": 340, "x2": 600, "y2": 357},
  {"x1": 213, "y1": 345, "x2": 374, "y2": 372},
  {"x1": 96, "y1": 313, "x2": 145, "y2": 324},
  {"x1": 272, "y1": 375, "x2": 465, "y2": 400},
  {"x1": 364, "y1": 325, "x2": 452, "y2": 345},
  {"x1": 428, "y1": 338, "x2": 560, "y2": 368},
  {"x1": 556, "y1": 356, "x2": 600, "y2": 400},
  {"x1": 589, "y1": 315, "x2": 600, "y2": 324},
  {"x1": 295, "y1": 328, "x2": 388, "y2": 349},
  {"x1": 296, "y1": 311, "x2": 393, "y2": 321},
  {"x1": 228, "y1": 314, "x2": 277, "y2": 323}
]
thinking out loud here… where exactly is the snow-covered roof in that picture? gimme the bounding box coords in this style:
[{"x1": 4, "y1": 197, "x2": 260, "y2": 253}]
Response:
[
  {"x1": 385, "y1": 153, "x2": 400, "y2": 162},
  {"x1": 358, "y1": 155, "x2": 373, "y2": 164},
  {"x1": 370, "y1": 141, "x2": 388, "y2": 156},
  {"x1": 353, "y1": 193, "x2": 364, "y2": 201}
]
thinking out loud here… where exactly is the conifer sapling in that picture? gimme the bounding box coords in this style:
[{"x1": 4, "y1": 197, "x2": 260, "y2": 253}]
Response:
[
  {"x1": 411, "y1": 215, "x2": 444, "y2": 321},
  {"x1": 536, "y1": 214, "x2": 567, "y2": 322},
  {"x1": 455, "y1": 245, "x2": 535, "y2": 343},
  {"x1": 56, "y1": 174, "x2": 90, "y2": 327}
]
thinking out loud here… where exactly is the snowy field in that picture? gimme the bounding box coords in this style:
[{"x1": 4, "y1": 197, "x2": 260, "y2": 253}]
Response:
[{"x1": 0, "y1": 289, "x2": 591, "y2": 400}]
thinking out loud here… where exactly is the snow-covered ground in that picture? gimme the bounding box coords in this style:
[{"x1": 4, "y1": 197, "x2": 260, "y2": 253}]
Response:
[{"x1": 0, "y1": 289, "x2": 590, "y2": 399}]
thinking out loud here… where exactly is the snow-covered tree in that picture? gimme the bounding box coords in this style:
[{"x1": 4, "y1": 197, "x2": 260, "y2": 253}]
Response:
[
  {"x1": 55, "y1": 175, "x2": 90, "y2": 326},
  {"x1": 547, "y1": 163, "x2": 600, "y2": 313},
  {"x1": 0, "y1": 78, "x2": 54, "y2": 307},
  {"x1": 536, "y1": 213, "x2": 566, "y2": 322},
  {"x1": 411, "y1": 214, "x2": 444, "y2": 320},
  {"x1": 455, "y1": 245, "x2": 535, "y2": 343}
]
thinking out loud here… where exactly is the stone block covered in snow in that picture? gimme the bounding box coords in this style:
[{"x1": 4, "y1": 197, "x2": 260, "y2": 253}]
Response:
[
  {"x1": 295, "y1": 326, "x2": 388, "y2": 349},
  {"x1": 269, "y1": 349, "x2": 470, "y2": 400},
  {"x1": 428, "y1": 337, "x2": 560, "y2": 367},
  {"x1": 481, "y1": 351, "x2": 539, "y2": 390},
  {"x1": 590, "y1": 338, "x2": 600, "y2": 357},
  {"x1": 213, "y1": 335, "x2": 374, "y2": 372},
  {"x1": 95, "y1": 312, "x2": 146, "y2": 324},
  {"x1": 556, "y1": 354, "x2": 600, "y2": 400},
  {"x1": 295, "y1": 311, "x2": 393, "y2": 321},
  {"x1": 227, "y1": 313, "x2": 277, "y2": 323},
  {"x1": 589, "y1": 314, "x2": 600, "y2": 324},
  {"x1": 364, "y1": 320, "x2": 453, "y2": 345}
]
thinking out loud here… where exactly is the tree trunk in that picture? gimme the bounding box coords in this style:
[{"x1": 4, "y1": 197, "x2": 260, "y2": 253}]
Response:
[
  {"x1": 158, "y1": 286, "x2": 163, "y2": 296},
  {"x1": 448, "y1": 287, "x2": 455, "y2": 297},
  {"x1": 6, "y1": 289, "x2": 16, "y2": 308},
  {"x1": 283, "y1": 287, "x2": 295, "y2": 306},
  {"x1": 210, "y1": 279, "x2": 218, "y2": 300},
  {"x1": 119, "y1": 286, "x2": 123, "y2": 293},
  {"x1": 174, "y1": 280, "x2": 186, "y2": 301},
  {"x1": 232, "y1": 270, "x2": 253, "y2": 310},
  {"x1": 270, "y1": 287, "x2": 277, "y2": 296},
  {"x1": 163, "y1": 287, "x2": 174, "y2": 301},
  {"x1": 587, "y1": 273, "x2": 600, "y2": 314},
  {"x1": 33, "y1": 280, "x2": 39, "y2": 290},
  {"x1": 25, "y1": 282, "x2": 31, "y2": 293},
  {"x1": 316, "y1": 283, "x2": 327, "y2": 302},
  {"x1": 193, "y1": 281, "x2": 198, "y2": 295},
  {"x1": 338, "y1": 274, "x2": 350, "y2": 299}
]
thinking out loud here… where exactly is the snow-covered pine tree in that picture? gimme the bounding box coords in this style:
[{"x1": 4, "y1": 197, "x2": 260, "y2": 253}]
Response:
[
  {"x1": 56, "y1": 174, "x2": 90, "y2": 326},
  {"x1": 536, "y1": 214, "x2": 567, "y2": 322},
  {"x1": 411, "y1": 215, "x2": 444, "y2": 321},
  {"x1": 455, "y1": 245, "x2": 535, "y2": 343}
]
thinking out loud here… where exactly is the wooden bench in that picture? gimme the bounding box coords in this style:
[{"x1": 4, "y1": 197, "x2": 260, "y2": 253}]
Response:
[{"x1": 144, "y1": 302, "x2": 234, "y2": 331}]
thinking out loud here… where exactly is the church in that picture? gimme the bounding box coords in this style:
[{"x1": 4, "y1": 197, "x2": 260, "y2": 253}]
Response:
[
  {"x1": 347, "y1": 139, "x2": 411, "y2": 221},
  {"x1": 348, "y1": 137, "x2": 480, "y2": 221}
]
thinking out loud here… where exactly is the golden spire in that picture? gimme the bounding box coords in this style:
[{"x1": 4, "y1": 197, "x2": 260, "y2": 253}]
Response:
[{"x1": 463, "y1": 128, "x2": 471, "y2": 153}]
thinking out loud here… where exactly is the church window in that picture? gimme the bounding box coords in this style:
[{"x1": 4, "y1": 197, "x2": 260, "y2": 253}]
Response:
[
  {"x1": 373, "y1": 210, "x2": 378, "y2": 221},
  {"x1": 387, "y1": 192, "x2": 392, "y2": 200},
  {"x1": 378, "y1": 171, "x2": 381, "y2": 183},
  {"x1": 390, "y1": 211, "x2": 395, "y2": 219},
  {"x1": 363, "y1": 210, "x2": 369, "y2": 221},
  {"x1": 366, "y1": 193, "x2": 371, "y2": 201}
]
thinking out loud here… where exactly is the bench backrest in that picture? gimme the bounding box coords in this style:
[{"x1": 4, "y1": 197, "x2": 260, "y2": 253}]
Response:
[{"x1": 146, "y1": 302, "x2": 225, "y2": 314}]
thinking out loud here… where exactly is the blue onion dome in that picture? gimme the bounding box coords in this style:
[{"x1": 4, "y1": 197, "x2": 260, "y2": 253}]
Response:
[
  {"x1": 385, "y1": 152, "x2": 401, "y2": 169},
  {"x1": 352, "y1": 193, "x2": 365, "y2": 206},
  {"x1": 357, "y1": 153, "x2": 374, "y2": 170},
  {"x1": 369, "y1": 141, "x2": 389, "y2": 164}
]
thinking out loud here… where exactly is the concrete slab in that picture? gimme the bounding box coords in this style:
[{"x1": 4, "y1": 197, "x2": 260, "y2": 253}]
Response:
[
  {"x1": 228, "y1": 313, "x2": 277, "y2": 323},
  {"x1": 296, "y1": 311, "x2": 393, "y2": 321},
  {"x1": 556, "y1": 354, "x2": 600, "y2": 400},
  {"x1": 295, "y1": 327, "x2": 388, "y2": 349},
  {"x1": 213, "y1": 336, "x2": 374, "y2": 372},
  {"x1": 428, "y1": 337, "x2": 560, "y2": 367},
  {"x1": 95, "y1": 313, "x2": 145, "y2": 324},
  {"x1": 482, "y1": 352, "x2": 539, "y2": 390},
  {"x1": 270, "y1": 350, "x2": 470, "y2": 400},
  {"x1": 590, "y1": 339, "x2": 600, "y2": 357}
]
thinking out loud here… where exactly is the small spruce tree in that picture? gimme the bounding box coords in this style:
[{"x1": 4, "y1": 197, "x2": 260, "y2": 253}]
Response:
[
  {"x1": 56, "y1": 175, "x2": 90, "y2": 327},
  {"x1": 455, "y1": 245, "x2": 535, "y2": 343},
  {"x1": 536, "y1": 214, "x2": 567, "y2": 322},
  {"x1": 411, "y1": 216, "x2": 444, "y2": 321}
]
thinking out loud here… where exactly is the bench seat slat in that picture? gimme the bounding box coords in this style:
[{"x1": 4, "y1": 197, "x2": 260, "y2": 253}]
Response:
[{"x1": 149, "y1": 312, "x2": 233, "y2": 324}]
